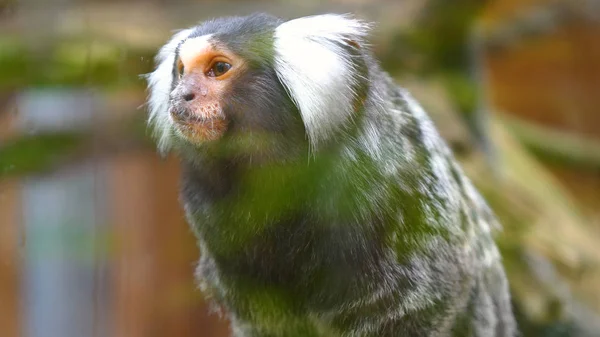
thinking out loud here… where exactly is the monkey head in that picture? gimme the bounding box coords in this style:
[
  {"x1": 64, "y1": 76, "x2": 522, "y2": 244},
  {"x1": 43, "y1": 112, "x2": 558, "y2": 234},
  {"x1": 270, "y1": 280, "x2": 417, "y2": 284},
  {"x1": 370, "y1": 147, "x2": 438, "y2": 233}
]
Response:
[{"x1": 146, "y1": 14, "x2": 370, "y2": 160}]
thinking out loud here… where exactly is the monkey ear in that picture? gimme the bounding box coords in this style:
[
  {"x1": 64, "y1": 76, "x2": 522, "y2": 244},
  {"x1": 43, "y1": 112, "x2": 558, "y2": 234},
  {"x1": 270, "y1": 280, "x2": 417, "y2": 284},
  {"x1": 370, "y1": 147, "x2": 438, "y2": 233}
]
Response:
[
  {"x1": 273, "y1": 14, "x2": 371, "y2": 150},
  {"x1": 146, "y1": 28, "x2": 194, "y2": 154}
]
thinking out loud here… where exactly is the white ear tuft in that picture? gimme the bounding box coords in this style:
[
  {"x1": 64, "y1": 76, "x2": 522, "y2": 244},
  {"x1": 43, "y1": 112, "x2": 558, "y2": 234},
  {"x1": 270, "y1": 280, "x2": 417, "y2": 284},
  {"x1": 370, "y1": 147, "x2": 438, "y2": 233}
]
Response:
[
  {"x1": 146, "y1": 28, "x2": 194, "y2": 153},
  {"x1": 273, "y1": 14, "x2": 371, "y2": 150}
]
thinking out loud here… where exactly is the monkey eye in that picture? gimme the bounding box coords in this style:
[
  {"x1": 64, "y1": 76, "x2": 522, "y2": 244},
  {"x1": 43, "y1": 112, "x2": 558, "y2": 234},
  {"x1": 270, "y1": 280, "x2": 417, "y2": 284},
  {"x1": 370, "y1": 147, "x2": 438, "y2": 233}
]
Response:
[{"x1": 207, "y1": 61, "x2": 231, "y2": 78}]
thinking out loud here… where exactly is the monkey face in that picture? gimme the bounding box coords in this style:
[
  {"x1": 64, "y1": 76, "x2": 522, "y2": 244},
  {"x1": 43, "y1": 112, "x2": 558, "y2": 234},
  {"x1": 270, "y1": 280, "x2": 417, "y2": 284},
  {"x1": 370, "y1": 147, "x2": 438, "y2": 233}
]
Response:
[
  {"x1": 165, "y1": 32, "x2": 304, "y2": 161},
  {"x1": 147, "y1": 14, "x2": 369, "y2": 157},
  {"x1": 169, "y1": 36, "x2": 244, "y2": 144}
]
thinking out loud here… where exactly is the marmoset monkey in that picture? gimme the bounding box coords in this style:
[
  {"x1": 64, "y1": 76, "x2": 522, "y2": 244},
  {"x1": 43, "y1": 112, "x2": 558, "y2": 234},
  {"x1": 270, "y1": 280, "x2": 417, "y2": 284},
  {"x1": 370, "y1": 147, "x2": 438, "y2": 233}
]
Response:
[{"x1": 146, "y1": 13, "x2": 516, "y2": 337}]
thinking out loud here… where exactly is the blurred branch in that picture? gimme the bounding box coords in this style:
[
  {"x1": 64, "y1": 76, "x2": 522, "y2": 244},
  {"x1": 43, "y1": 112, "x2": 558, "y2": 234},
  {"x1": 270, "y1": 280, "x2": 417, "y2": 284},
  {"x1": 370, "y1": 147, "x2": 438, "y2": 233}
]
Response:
[
  {"x1": 483, "y1": 0, "x2": 600, "y2": 53},
  {"x1": 469, "y1": 22, "x2": 497, "y2": 169},
  {"x1": 502, "y1": 115, "x2": 600, "y2": 171}
]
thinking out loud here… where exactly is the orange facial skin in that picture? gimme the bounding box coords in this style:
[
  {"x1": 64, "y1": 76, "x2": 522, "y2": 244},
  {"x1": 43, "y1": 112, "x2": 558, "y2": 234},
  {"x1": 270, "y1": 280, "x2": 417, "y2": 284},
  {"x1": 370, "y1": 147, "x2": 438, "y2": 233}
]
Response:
[{"x1": 171, "y1": 37, "x2": 245, "y2": 144}]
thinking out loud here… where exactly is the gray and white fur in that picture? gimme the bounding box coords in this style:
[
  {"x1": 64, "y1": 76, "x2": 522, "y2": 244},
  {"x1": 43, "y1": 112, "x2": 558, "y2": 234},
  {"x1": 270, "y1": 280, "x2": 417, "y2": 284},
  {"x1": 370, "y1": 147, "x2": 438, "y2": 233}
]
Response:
[{"x1": 146, "y1": 13, "x2": 516, "y2": 337}]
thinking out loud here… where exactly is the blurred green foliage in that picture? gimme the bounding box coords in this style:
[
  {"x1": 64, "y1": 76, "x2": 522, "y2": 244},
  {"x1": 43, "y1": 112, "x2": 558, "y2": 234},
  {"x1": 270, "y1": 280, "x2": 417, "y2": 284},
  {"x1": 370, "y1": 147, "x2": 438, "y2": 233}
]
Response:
[
  {"x1": 383, "y1": 0, "x2": 486, "y2": 74},
  {"x1": 0, "y1": 36, "x2": 153, "y2": 88},
  {"x1": 0, "y1": 132, "x2": 83, "y2": 177}
]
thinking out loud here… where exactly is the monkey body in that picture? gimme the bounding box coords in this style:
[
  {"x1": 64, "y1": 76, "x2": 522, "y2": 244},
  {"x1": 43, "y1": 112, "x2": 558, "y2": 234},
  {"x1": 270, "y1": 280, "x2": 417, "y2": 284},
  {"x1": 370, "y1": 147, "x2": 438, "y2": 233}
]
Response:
[{"x1": 147, "y1": 14, "x2": 516, "y2": 337}]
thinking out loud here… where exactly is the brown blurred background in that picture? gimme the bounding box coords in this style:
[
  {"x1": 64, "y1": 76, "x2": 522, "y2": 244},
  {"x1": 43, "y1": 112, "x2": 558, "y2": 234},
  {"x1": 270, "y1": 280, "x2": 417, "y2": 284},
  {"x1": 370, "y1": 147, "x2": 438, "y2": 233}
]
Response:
[{"x1": 1, "y1": 0, "x2": 600, "y2": 336}]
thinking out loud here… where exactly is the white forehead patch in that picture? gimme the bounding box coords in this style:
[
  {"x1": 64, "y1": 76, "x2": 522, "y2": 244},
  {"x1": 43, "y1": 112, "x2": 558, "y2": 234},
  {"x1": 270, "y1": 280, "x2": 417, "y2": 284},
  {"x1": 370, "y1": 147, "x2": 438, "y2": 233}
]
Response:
[
  {"x1": 179, "y1": 35, "x2": 214, "y2": 68},
  {"x1": 273, "y1": 14, "x2": 370, "y2": 151}
]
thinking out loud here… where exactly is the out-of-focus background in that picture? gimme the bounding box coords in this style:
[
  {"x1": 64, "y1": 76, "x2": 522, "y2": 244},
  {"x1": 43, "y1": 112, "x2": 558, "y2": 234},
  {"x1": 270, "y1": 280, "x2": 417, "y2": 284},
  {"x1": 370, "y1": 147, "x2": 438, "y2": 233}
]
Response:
[{"x1": 1, "y1": 0, "x2": 599, "y2": 336}]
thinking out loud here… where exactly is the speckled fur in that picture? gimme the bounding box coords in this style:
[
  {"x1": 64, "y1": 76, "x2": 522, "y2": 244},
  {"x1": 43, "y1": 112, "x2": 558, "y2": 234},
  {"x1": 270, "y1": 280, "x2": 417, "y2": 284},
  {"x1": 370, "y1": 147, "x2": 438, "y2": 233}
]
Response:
[{"x1": 147, "y1": 13, "x2": 516, "y2": 337}]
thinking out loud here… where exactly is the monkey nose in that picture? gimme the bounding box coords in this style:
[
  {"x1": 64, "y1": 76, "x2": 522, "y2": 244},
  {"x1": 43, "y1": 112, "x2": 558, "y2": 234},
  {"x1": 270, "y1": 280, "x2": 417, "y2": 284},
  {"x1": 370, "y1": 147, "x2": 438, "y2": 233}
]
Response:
[{"x1": 183, "y1": 92, "x2": 196, "y2": 101}]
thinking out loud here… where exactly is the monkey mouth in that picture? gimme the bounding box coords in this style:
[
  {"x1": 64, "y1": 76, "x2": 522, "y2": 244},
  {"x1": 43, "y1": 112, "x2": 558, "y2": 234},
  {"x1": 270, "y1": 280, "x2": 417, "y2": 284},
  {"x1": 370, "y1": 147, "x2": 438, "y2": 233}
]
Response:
[{"x1": 170, "y1": 108, "x2": 228, "y2": 142}]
